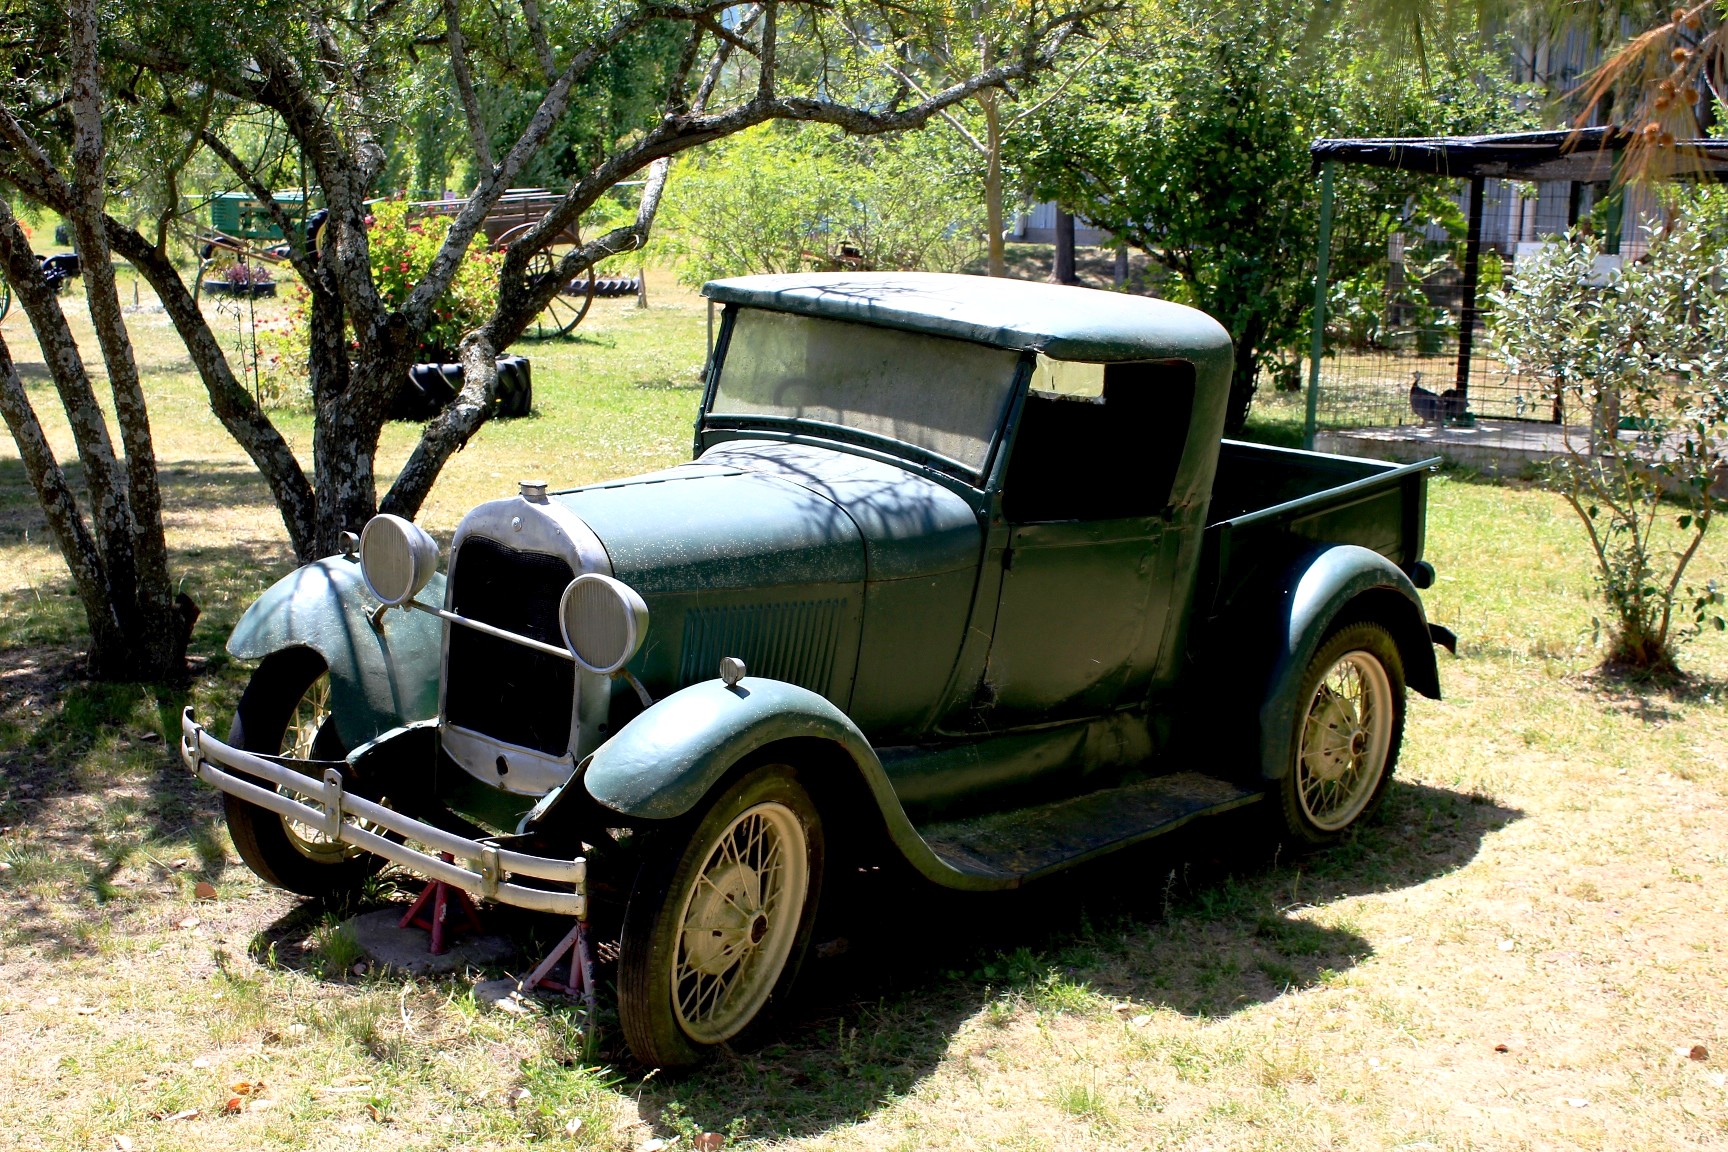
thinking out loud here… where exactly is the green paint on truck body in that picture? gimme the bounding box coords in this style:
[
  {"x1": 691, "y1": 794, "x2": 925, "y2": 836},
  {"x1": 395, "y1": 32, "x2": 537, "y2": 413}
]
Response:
[{"x1": 217, "y1": 272, "x2": 1444, "y2": 891}]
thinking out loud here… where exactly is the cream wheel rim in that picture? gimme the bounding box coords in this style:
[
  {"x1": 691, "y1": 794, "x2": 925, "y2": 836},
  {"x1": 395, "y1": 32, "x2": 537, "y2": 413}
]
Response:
[
  {"x1": 1297, "y1": 651, "x2": 1393, "y2": 832},
  {"x1": 277, "y1": 675, "x2": 359, "y2": 863},
  {"x1": 671, "y1": 800, "x2": 809, "y2": 1044}
]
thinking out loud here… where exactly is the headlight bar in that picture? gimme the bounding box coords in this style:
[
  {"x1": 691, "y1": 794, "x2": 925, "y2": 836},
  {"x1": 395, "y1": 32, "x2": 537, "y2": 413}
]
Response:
[
  {"x1": 179, "y1": 709, "x2": 586, "y2": 917},
  {"x1": 399, "y1": 596, "x2": 575, "y2": 662}
]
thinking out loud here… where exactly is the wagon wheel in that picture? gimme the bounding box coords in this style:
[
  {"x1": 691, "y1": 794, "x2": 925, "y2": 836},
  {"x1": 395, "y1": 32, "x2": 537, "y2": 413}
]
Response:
[{"x1": 495, "y1": 222, "x2": 596, "y2": 340}]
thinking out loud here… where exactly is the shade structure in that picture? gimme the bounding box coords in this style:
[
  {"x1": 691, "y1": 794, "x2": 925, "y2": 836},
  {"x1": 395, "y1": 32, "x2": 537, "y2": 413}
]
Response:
[{"x1": 1310, "y1": 127, "x2": 1728, "y2": 183}]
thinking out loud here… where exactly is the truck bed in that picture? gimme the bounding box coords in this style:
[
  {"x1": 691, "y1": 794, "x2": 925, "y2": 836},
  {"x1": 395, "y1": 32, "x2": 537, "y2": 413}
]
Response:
[{"x1": 1198, "y1": 440, "x2": 1437, "y2": 613}]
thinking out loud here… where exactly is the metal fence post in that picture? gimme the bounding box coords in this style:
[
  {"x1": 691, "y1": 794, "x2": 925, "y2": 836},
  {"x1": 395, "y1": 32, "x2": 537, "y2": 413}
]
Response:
[
  {"x1": 1454, "y1": 174, "x2": 1487, "y2": 401},
  {"x1": 1303, "y1": 161, "x2": 1335, "y2": 451}
]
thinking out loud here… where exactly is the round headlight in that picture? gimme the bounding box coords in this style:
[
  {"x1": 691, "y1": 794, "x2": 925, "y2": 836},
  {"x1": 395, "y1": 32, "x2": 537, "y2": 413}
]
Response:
[
  {"x1": 559, "y1": 573, "x2": 649, "y2": 674},
  {"x1": 359, "y1": 514, "x2": 439, "y2": 606}
]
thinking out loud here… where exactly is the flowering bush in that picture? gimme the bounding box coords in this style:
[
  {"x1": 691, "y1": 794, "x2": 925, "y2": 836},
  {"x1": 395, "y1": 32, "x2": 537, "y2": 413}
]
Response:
[
  {"x1": 366, "y1": 200, "x2": 501, "y2": 360},
  {"x1": 209, "y1": 258, "x2": 275, "y2": 286},
  {"x1": 245, "y1": 199, "x2": 504, "y2": 410}
]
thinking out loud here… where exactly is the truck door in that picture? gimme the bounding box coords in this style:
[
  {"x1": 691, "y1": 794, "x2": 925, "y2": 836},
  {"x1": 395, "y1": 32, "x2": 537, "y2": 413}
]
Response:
[{"x1": 978, "y1": 360, "x2": 1195, "y2": 727}]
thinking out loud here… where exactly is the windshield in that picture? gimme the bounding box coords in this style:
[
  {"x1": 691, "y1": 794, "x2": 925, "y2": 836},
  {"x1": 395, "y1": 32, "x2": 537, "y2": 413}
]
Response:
[{"x1": 709, "y1": 308, "x2": 1022, "y2": 477}]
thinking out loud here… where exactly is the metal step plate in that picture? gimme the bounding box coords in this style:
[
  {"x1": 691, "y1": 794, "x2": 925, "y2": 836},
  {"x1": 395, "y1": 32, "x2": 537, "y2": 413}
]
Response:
[{"x1": 917, "y1": 772, "x2": 1263, "y2": 883}]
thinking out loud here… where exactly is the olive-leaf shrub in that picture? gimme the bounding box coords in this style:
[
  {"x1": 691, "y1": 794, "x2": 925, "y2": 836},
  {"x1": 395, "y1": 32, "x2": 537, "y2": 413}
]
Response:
[{"x1": 1487, "y1": 220, "x2": 1728, "y2": 674}]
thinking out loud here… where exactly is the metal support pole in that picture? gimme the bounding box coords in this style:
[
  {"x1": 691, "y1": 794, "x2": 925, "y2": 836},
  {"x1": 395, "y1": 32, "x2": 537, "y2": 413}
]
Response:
[
  {"x1": 1454, "y1": 174, "x2": 1486, "y2": 402},
  {"x1": 1303, "y1": 162, "x2": 1335, "y2": 451},
  {"x1": 1603, "y1": 151, "x2": 1625, "y2": 255}
]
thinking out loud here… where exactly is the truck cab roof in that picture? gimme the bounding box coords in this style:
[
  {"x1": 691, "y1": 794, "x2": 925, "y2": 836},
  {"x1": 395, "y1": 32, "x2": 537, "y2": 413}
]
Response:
[{"x1": 702, "y1": 271, "x2": 1233, "y2": 371}]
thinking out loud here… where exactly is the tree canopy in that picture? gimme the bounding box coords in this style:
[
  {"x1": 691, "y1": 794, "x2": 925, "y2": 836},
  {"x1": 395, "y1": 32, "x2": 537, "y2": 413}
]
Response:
[
  {"x1": 0, "y1": 0, "x2": 1103, "y2": 676},
  {"x1": 1012, "y1": 0, "x2": 1535, "y2": 429}
]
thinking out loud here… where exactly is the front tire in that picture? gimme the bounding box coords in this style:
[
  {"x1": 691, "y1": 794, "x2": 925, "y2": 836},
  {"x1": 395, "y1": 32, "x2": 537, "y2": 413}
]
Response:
[
  {"x1": 617, "y1": 762, "x2": 825, "y2": 1070},
  {"x1": 223, "y1": 648, "x2": 385, "y2": 898},
  {"x1": 1275, "y1": 622, "x2": 1406, "y2": 846}
]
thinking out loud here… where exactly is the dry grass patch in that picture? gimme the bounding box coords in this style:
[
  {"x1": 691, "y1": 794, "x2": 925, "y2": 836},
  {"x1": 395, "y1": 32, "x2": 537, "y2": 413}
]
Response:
[{"x1": 3, "y1": 277, "x2": 1728, "y2": 1149}]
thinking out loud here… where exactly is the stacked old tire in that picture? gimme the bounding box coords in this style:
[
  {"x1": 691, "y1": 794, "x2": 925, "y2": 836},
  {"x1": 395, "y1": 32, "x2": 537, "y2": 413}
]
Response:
[{"x1": 392, "y1": 354, "x2": 531, "y2": 422}]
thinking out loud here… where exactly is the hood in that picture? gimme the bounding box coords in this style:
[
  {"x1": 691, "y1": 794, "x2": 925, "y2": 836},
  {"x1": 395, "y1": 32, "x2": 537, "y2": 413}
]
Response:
[
  {"x1": 551, "y1": 441, "x2": 980, "y2": 593},
  {"x1": 552, "y1": 460, "x2": 864, "y2": 594}
]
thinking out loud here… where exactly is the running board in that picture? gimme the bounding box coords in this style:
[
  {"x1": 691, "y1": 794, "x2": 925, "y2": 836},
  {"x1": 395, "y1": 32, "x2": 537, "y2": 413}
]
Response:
[{"x1": 915, "y1": 772, "x2": 1263, "y2": 884}]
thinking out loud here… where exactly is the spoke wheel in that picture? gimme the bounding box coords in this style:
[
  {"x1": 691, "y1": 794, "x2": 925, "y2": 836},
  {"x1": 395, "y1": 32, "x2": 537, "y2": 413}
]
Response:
[
  {"x1": 1276, "y1": 622, "x2": 1405, "y2": 846},
  {"x1": 223, "y1": 647, "x2": 386, "y2": 897},
  {"x1": 619, "y1": 762, "x2": 824, "y2": 1070},
  {"x1": 273, "y1": 672, "x2": 361, "y2": 865}
]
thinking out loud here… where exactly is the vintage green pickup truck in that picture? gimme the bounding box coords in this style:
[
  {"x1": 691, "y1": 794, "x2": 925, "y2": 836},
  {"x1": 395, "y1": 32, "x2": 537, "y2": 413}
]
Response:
[{"x1": 181, "y1": 272, "x2": 1448, "y2": 1068}]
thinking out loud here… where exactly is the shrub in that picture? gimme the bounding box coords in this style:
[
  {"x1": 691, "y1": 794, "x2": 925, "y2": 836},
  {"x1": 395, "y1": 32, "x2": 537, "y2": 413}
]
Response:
[
  {"x1": 655, "y1": 123, "x2": 983, "y2": 283},
  {"x1": 365, "y1": 199, "x2": 502, "y2": 360},
  {"x1": 1486, "y1": 213, "x2": 1728, "y2": 674}
]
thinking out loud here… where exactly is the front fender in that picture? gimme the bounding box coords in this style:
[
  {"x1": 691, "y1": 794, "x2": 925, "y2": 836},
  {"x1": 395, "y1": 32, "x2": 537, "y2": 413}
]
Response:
[
  {"x1": 1257, "y1": 545, "x2": 1440, "y2": 780},
  {"x1": 228, "y1": 555, "x2": 445, "y2": 746},
  {"x1": 577, "y1": 676, "x2": 1062, "y2": 892},
  {"x1": 582, "y1": 677, "x2": 881, "y2": 820}
]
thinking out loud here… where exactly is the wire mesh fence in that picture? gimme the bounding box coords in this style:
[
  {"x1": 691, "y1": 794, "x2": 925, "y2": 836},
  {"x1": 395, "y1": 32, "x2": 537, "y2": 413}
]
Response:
[
  {"x1": 1313, "y1": 228, "x2": 1560, "y2": 433},
  {"x1": 1309, "y1": 172, "x2": 1666, "y2": 437}
]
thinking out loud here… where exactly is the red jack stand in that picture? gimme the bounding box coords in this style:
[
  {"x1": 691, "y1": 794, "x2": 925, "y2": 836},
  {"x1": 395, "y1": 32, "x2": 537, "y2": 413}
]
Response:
[
  {"x1": 520, "y1": 919, "x2": 598, "y2": 1020},
  {"x1": 399, "y1": 854, "x2": 483, "y2": 955}
]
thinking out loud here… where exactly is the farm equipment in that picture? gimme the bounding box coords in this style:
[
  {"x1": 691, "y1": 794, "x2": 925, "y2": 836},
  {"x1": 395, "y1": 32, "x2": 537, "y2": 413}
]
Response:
[
  {"x1": 407, "y1": 188, "x2": 641, "y2": 339},
  {"x1": 192, "y1": 188, "x2": 638, "y2": 338}
]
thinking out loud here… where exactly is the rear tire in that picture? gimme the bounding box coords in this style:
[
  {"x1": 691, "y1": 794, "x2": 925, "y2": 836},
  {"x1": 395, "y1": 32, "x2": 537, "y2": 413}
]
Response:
[
  {"x1": 1275, "y1": 622, "x2": 1405, "y2": 847},
  {"x1": 617, "y1": 762, "x2": 825, "y2": 1070},
  {"x1": 223, "y1": 648, "x2": 384, "y2": 898}
]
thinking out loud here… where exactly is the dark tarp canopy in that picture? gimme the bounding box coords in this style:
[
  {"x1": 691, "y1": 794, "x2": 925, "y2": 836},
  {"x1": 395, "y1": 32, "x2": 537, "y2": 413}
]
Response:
[{"x1": 1310, "y1": 127, "x2": 1728, "y2": 182}]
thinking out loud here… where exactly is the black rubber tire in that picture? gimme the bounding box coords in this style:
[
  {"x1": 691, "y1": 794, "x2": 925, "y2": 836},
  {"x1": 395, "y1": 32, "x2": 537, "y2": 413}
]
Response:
[
  {"x1": 493, "y1": 355, "x2": 533, "y2": 419},
  {"x1": 617, "y1": 762, "x2": 825, "y2": 1071},
  {"x1": 223, "y1": 647, "x2": 384, "y2": 898},
  {"x1": 1275, "y1": 621, "x2": 1406, "y2": 848}
]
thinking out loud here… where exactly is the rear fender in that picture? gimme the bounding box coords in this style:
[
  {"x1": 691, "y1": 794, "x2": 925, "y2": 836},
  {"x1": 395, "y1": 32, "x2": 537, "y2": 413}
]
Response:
[
  {"x1": 1257, "y1": 545, "x2": 1440, "y2": 781},
  {"x1": 228, "y1": 555, "x2": 445, "y2": 746}
]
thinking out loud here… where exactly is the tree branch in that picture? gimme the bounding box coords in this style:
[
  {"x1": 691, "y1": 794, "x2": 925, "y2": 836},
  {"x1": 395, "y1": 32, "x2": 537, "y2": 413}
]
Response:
[
  {"x1": 520, "y1": 0, "x2": 557, "y2": 80},
  {"x1": 758, "y1": 1, "x2": 779, "y2": 99},
  {"x1": 445, "y1": 0, "x2": 497, "y2": 172},
  {"x1": 66, "y1": 0, "x2": 176, "y2": 626},
  {"x1": 0, "y1": 333, "x2": 124, "y2": 652},
  {"x1": 107, "y1": 225, "x2": 321, "y2": 560}
]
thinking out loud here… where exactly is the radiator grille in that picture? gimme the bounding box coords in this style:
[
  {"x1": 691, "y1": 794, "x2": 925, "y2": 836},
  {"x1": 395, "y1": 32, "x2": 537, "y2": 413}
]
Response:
[
  {"x1": 678, "y1": 599, "x2": 844, "y2": 694},
  {"x1": 444, "y1": 536, "x2": 576, "y2": 756}
]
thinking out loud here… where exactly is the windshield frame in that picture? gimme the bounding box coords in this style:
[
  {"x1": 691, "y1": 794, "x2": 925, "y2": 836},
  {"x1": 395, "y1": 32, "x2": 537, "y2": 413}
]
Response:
[{"x1": 697, "y1": 305, "x2": 1027, "y2": 486}]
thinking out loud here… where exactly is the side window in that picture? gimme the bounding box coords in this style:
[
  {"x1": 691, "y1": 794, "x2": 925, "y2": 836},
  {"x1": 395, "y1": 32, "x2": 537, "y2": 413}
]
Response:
[{"x1": 1002, "y1": 359, "x2": 1196, "y2": 523}]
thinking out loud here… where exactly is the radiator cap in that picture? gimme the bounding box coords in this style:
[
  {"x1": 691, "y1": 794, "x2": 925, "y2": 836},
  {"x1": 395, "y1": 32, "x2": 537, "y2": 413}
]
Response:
[{"x1": 518, "y1": 479, "x2": 549, "y2": 503}]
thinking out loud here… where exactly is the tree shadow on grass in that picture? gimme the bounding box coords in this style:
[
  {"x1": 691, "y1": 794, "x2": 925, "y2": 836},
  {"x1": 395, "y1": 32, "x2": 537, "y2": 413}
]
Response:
[
  {"x1": 0, "y1": 453, "x2": 308, "y2": 955},
  {"x1": 633, "y1": 779, "x2": 1520, "y2": 1141}
]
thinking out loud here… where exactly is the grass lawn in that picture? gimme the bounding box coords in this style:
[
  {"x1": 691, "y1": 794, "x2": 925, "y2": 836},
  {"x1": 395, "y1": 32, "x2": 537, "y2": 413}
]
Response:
[{"x1": 3, "y1": 274, "x2": 1728, "y2": 1151}]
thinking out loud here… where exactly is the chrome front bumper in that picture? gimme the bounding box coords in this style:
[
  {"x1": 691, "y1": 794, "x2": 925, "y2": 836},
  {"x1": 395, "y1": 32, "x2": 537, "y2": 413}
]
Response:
[{"x1": 179, "y1": 709, "x2": 586, "y2": 917}]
